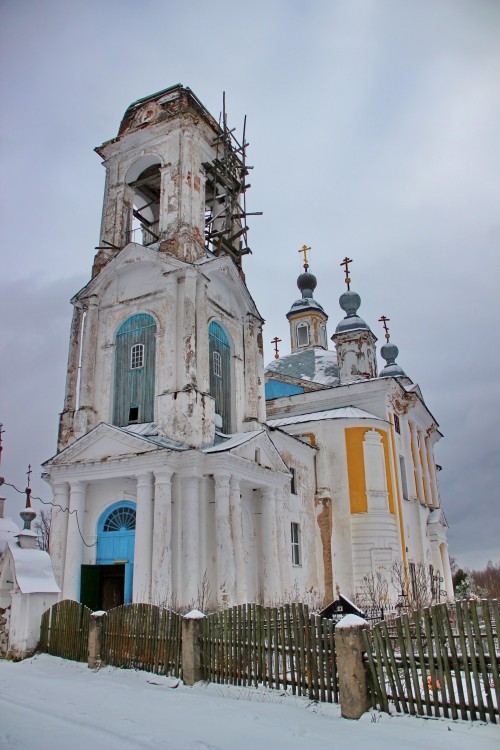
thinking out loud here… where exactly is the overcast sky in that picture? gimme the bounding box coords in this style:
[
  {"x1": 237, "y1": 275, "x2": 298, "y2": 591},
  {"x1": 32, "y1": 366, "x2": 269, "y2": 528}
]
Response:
[{"x1": 0, "y1": 0, "x2": 499, "y2": 570}]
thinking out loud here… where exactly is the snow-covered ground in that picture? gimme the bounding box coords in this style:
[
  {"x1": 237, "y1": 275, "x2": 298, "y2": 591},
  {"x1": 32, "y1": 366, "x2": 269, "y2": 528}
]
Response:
[{"x1": 0, "y1": 655, "x2": 498, "y2": 750}]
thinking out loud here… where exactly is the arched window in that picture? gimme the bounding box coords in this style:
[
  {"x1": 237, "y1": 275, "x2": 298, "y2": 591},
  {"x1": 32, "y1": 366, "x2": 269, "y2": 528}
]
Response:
[
  {"x1": 319, "y1": 323, "x2": 327, "y2": 348},
  {"x1": 297, "y1": 322, "x2": 309, "y2": 347},
  {"x1": 209, "y1": 321, "x2": 232, "y2": 433},
  {"x1": 113, "y1": 314, "x2": 156, "y2": 426}
]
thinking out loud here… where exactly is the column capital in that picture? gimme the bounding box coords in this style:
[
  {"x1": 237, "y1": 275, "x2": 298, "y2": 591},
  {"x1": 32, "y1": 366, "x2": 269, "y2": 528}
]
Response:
[
  {"x1": 154, "y1": 470, "x2": 173, "y2": 485},
  {"x1": 214, "y1": 474, "x2": 231, "y2": 490},
  {"x1": 136, "y1": 471, "x2": 154, "y2": 487},
  {"x1": 230, "y1": 475, "x2": 241, "y2": 491},
  {"x1": 70, "y1": 480, "x2": 87, "y2": 493}
]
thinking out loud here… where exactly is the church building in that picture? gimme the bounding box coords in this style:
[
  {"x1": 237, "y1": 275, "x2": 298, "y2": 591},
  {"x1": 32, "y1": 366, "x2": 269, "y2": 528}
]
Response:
[{"x1": 42, "y1": 85, "x2": 453, "y2": 613}]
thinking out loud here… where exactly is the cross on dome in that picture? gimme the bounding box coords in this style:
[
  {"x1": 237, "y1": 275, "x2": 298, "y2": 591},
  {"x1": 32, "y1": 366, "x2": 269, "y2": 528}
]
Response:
[
  {"x1": 378, "y1": 315, "x2": 391, "y2": 341},
  {"x1": 298, "y1": 245, "x2": 311, "y2": 271},
  {"x1": 271, "y1": 336, "x2": 282, "y2": 359},
  {"x1": 340, "y1": 257, "x2": 353, "y2": 290}
]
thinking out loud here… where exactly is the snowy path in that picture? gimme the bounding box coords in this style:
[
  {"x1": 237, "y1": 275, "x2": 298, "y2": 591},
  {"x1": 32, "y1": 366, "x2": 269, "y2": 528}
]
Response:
[{"x1": 0, "y1": 655, "x2": 498, "y2": 750}]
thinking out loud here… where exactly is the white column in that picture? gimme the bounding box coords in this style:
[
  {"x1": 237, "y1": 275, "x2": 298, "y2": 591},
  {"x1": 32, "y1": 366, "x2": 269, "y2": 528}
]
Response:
[
  {"x1": 49, "y1": 482, "x2": 70, "y2": 591},
  {"x1": 261, "y1": 486, "x2": 279, "y2": 603},
  {"x1": 410, "y1": 422, "x2": 425, "y2": 503},
  {"x1": 419, "y1": 429, "x2": 433, "y2": 507},
  {"x1": 133, "y1": 472, "x2": 154, "y2": 602},
  {"x1": 440, "y1": 543, "x2": 454, "y2": 602},
  {"x1": 151, "y1": 471, "x2": 173, "y2": 606},
  {"x1": 63, "y1": 306, "x2": 84, "y2": 412},
  {"x1": 214, "y1": 474, "x2": 235, "y2": 605},
  {"x1": 182, "y1": 475, "x2": 201, "y2": 607},
  {"x1": 62, "y1": 481, "x2": 86, "y2": 601},
  {"x1": 426, "y1": 437, "x2": 440, "y2": 507},
  {"x1": 78, "y1": 297, "x2": 99, "y2": 410},
  {"x1": 230, "y1": 476, "x2": 247, "y2": 603}
]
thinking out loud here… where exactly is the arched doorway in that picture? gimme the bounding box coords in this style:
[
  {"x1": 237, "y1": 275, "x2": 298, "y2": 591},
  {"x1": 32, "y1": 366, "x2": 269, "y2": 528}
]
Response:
[{"x1": 81, "y1": 502, "x2": 136, "y2": 611}]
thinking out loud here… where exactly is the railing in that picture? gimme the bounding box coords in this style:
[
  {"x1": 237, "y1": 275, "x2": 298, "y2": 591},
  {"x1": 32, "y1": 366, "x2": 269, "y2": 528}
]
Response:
[{"x1": 125, "y1": 222, "x2": 159, "y2": 247}]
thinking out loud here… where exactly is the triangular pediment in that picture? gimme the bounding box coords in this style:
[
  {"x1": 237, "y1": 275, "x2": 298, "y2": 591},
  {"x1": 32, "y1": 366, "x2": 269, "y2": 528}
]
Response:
[
  {"x1": 44, "y1": 423, "x2": 162, "y2": 467},
  {"x1": 204, "y1": 429, "x2": 289, "y2": 473}
]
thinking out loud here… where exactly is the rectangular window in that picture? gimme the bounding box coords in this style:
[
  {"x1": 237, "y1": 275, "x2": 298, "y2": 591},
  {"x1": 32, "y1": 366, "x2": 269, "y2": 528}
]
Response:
[
  {"x1": 128, "y1": 405, "x2": 139, "y2": 423},
  {"x1": 297, "y1": 323, "x2": 309, "y2": 347},
  {"x1": 399, "y1": 455, "x2": 409, "y2": 500},
  {"x1": 394, "y1": 414, "x2": 400, "y2": 434},
  {"x1": 290, "y1": 467, "x2": 297, "y2": 495},
  {"x1": 130, "y1": 343, "x2": 144, "y2": 370},
  {"x1": 291, "y1": 522, "x2": 301, "y2": 566},
  {"x1": 213, "y1": 350, "x2": 222, "y2": 378},
  {"x1": 409, "y1": 562, "x2": 417, "y2": 600}
]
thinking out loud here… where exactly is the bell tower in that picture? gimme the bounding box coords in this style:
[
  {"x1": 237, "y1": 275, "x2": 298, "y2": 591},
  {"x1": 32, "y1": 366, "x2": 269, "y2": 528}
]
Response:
[{"x1": 57, "y1": 85, "x2": 264, "y2": 451}]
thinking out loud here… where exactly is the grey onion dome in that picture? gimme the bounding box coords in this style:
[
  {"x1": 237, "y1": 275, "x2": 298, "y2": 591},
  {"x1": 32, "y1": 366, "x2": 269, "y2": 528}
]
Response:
[
  {"x1": 297, "y1": 271, "x2": 317, "y2": 299},
  {"x1": 379, "y1": 341, "x2": 406, "y2": 377},
  {"x1": 335, "y1": 290, "x2": 371, "y2": 333}
]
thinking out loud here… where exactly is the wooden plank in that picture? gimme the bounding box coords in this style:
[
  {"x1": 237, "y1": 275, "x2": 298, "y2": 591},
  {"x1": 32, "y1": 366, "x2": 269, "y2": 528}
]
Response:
[
  {"x1": 316, "y1": 616, "x2": 326, "y2": 703},
  {"x1": 401, "y1": 613, "x2": 423, "y2": 715},
  {"x1": 330, "y1": 620, "x2": 338, "y2": 704},
  {"x1": 462, "y1": 601, "x2": 486, "y2": 721},
  {"x1": 423, "y1": 607, "x2": 441, "y2": 717},
  {"x1": 309, "y1": 614, "x2": 320, "y2": 701},
  {"x1": 483, "y1": 600, "x2": 500, "y2": 717},
  {"x1": 455, "y1": 601, "x2": 477, "y2": 721},
  {"x1": 303, "y1": 605, "x2": 314, "y2": 700},
  {"x1": 442, "y1": 604, "x2": 467, "y2": 720},
  {"x1": 279, "y1": 606, "x2": 287, "y2": 692},
  {"x1": 470, "y1": 600, "x2": 496, "y2": 723},
  {"x1": 285, "y1": 604, "x2": 295, "y2": 695},
  {"x1": 362, "y1": 628, "x2": 381, "y2": 710},
  {"x1": 273, "y1": 608, "x2": 280, "y2": 690},
  {"x1": 382, "y1": 619, "x2": 407, "y2": 712},
  {"x1": 265, "y1": 607, "x2": 272, "y2": 688},
  {"x1": 292, "y1": 603, "x2": 302, "y2": 695},
  {"x1": 435, "y1": 604, "x2": 457, "y2": 720},
  {"x1": 372, "y1": 624, "x2": 390, "y2": 713}
]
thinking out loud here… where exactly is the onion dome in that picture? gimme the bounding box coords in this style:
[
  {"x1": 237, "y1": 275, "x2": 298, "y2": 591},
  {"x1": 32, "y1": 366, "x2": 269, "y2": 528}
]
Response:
[
  {"x1": 379, "y1": 341, "x2": 406, "y2": 377},
  {"x1": 335, "y1": 290, "x2": 371, "y2": 333},
  {"x1": 378, "y1": 316, "x2": 406, "y2": 377},
  {"x1": 287, "y1": 267, "x2": 326, "y2": 318}
]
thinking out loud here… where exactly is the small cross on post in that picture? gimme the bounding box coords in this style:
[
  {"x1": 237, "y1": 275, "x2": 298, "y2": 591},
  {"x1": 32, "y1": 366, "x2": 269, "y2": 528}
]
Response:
[
  {"x1": 271, "y1": 336, "x2": 282, "y2": 359},
  {"x1": 25, "y1": 464, "x2": 33, "y2": 508},
  {"x1": 0, "y1": 423, "x2": 4, "y2": 463},
  {"x1": 298, "y1": 245, "x2": 311, "y2": 271},
  {"x1": 379, "y1": 315, "x2": 391, "y2": 341},
  {"x1": 340, "y1": 257, "x2": 353, "y2": 290}
]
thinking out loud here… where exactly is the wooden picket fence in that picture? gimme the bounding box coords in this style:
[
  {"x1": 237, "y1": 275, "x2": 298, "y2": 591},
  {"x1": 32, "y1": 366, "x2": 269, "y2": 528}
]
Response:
[
  {"x1": 201, "y1": 603, "x2": 338, "y2": 702},
  {"x1": 39, "y1": 601, "x2": 182, "y2": 677},
  {"x1": 363, "y1": 599, "x2": 500, "y2": 723},
  {"x1": 39, "y1": 600, "x2": 91, "y2": 663},
  {"x1": 101, "y1": 603, "x2": 182, "y2": 676}
]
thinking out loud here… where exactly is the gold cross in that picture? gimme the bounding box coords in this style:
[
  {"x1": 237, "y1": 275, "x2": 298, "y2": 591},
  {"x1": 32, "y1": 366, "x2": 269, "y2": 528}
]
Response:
[
  {"x1": 340, "y1": 257, "x2": 353, "y2": 289},
  {"x1": 298, "y1": 245, "x2": 311, "y2": 270},
  {"x1": 271, "y1": 336, "x2": 282, "y2": 359},
  {"x1": 379, "y1": 315, "x2": 391, "y2": 341}
]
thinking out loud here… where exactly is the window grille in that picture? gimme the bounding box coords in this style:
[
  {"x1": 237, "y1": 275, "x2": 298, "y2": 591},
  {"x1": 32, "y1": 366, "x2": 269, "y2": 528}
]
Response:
[
  {"x1": 103, "y1": 506, "x2": 136, "y2": 532},
  {"x1": 131, "y1": 343, "x2": 145, "y2": 369},
  {"x1": 213, "y1": 350, "x2": 222, "y2": 378},
  {"x1": 290, "y1": 467, "x2": 297, "y2": 495},
  {"x1": 291, "y1": 522, "x2": 301, "y2": 566}
]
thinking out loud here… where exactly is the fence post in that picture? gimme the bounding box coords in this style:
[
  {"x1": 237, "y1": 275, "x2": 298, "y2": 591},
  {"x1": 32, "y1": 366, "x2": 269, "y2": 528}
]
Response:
[
  {"x1": 335, "y1": 614, "x2": 372, "y2": 719},
  {"x1": 88, "y1": 611, "x2": 106, "y2": 669},
  {"x1": 182, "y1": 609, "x2": 205, "y2": 686}
]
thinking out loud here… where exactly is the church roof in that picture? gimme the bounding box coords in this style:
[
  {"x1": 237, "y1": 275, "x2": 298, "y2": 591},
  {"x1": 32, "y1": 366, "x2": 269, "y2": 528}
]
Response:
[
  {"x1": 0, "y1": 515, "x2": 20, "y2": 555},
  {"x1": 267, "y1": 406, "x2": 386, "y2": 428},
  {"x1": 265, "y1": 348, "x2": 339, "y2": 387},
  {"x1": 202, "y1": 430, "x2": 265, "y2": 453}
]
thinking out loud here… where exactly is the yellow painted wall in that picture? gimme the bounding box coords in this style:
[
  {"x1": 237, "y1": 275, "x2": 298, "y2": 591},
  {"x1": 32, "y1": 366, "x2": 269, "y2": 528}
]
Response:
[{"x1": 345, "y1": 427, "x2": 395, "y2": 515}]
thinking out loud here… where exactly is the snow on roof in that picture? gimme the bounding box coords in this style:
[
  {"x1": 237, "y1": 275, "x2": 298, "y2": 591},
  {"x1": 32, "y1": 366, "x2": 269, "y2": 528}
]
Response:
[
  {"x1": 265, "y1": 349, "x2": 339, "y2": 387},
  {"x1": 203, "y1": 430, "x2": 265, "y2": 453},
  {"x1": 7, "y1": 542, "x2": 60, "y2": 594},
  {"x1": 267, "y1": 407, "x2": 386, "y2": 428},
  {"x1": 119, "y1": 423, "x2": 189, "y2": 451}
]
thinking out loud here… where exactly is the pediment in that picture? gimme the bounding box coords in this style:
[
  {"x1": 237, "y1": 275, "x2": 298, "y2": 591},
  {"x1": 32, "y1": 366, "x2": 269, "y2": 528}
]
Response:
[
  {"x1": 44, "y1": 423, "x2": 160, "y2": 467},
  {"x1": 205, "y1": 429, "x2": 289, "y2": 473}
]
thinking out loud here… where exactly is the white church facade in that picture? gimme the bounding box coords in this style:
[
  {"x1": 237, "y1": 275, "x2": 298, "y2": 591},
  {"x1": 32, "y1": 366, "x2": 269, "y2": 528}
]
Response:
[{"x1": 41, "y1": 84, "x2": 453, "y2": 613}]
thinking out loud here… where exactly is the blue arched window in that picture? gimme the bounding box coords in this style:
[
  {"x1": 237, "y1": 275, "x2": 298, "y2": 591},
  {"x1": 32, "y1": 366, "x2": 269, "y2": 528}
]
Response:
[
  {"x1": 113, "y1": 314, "x2": 156, "y2": 426},
  {"x1": 209, "y1": 321, "x2": 232, "y2": 433}
]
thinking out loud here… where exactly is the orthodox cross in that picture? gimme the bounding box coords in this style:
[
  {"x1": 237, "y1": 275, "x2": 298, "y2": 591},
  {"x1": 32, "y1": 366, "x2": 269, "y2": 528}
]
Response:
[
  {"x1": 340, "y1": 257, "x2": 352, "y2": 290},
  {"x1": 0, "y1": 423, "x2": 4, "y2": 462},
  {"x1": 379, "y1": 315, "x2": 391, "y2": 341},
  {"x1": 271, "y1": 336, "x2": 282, "y2": 359},
  {"x1": 298, "y1": 245, "x2": 311, "y2": 271},
  {"x1": 25, "y1": 464, "x2": 32, "y2": 508}
]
